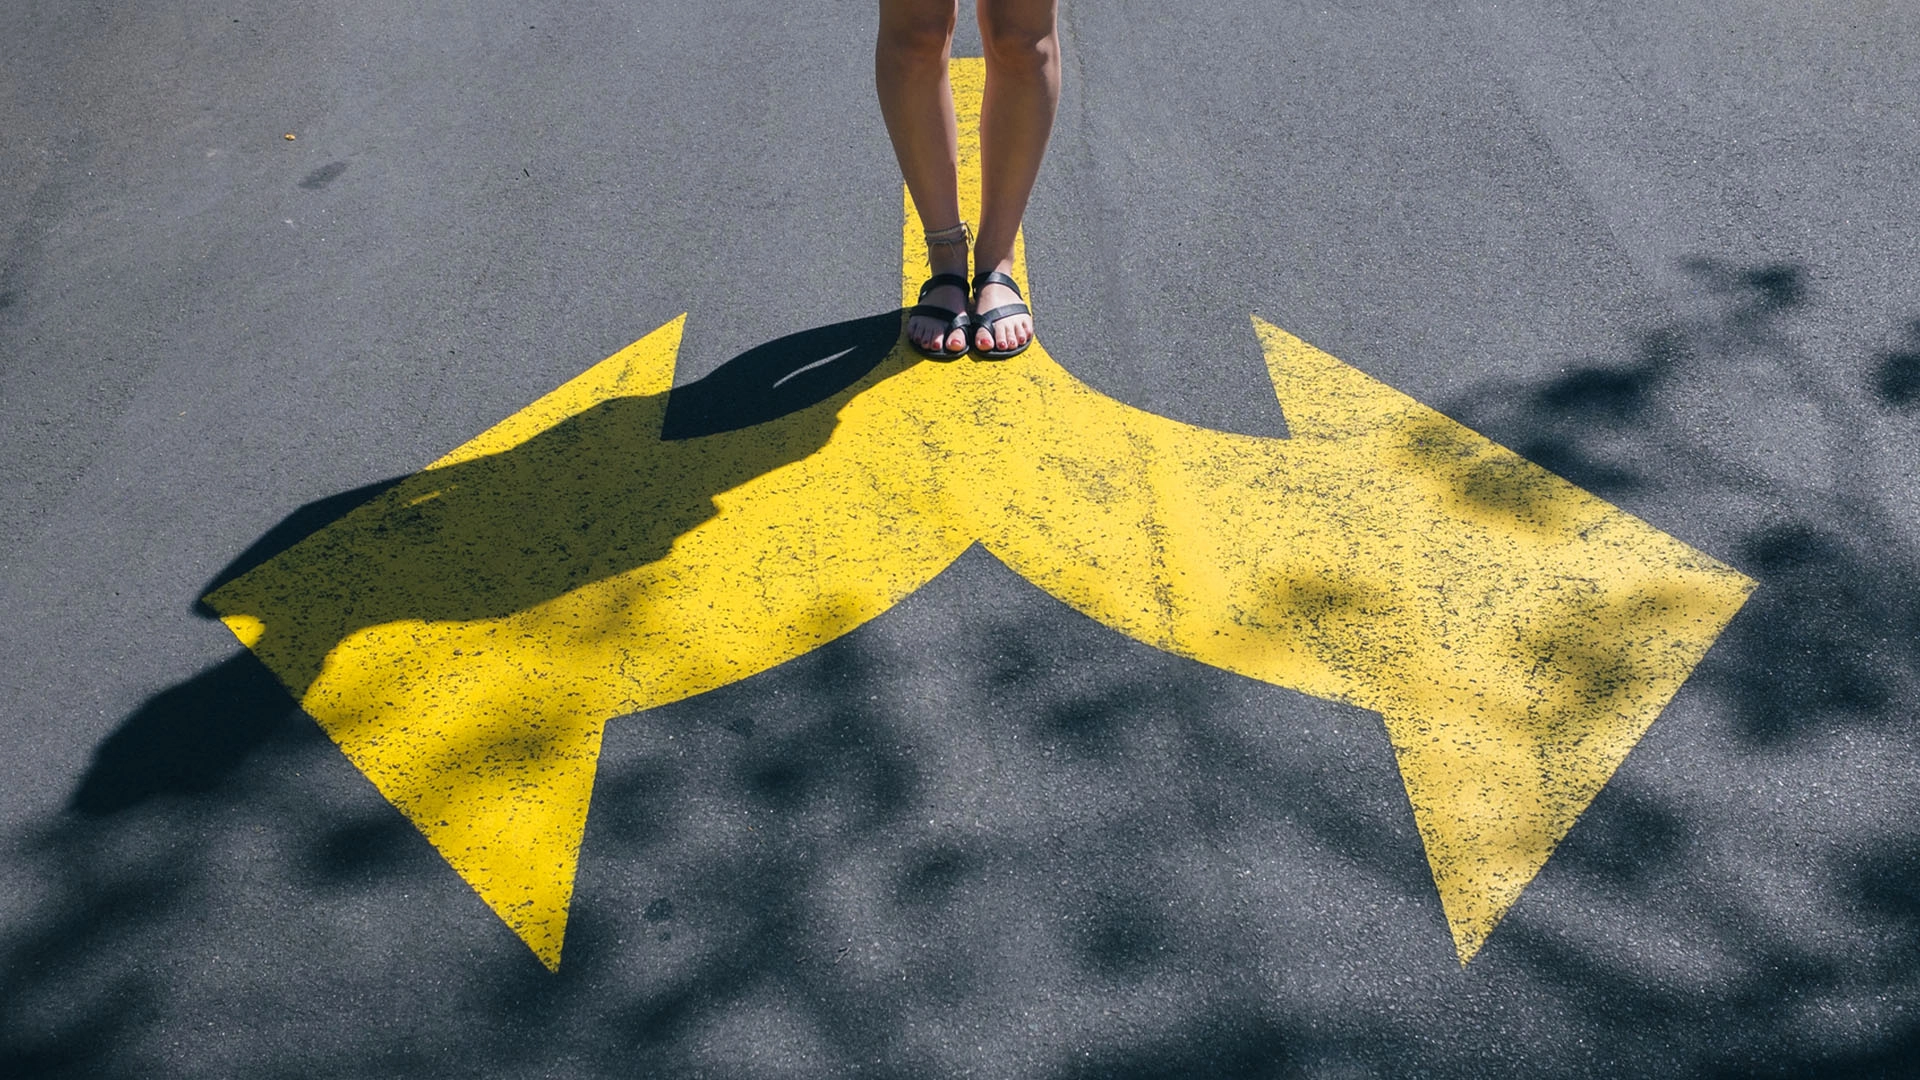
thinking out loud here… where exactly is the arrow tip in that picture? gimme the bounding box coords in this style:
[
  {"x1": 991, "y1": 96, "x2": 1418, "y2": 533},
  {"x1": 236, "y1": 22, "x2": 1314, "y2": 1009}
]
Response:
[
  {"x1": 306, "y1": 642, "x2": 607, "y2": 973},
  {"x1": 221, "y1": 613, "x2": 266, "y2": 649},
  {"x1": 429, "y1": 314, "x2": 687, "y2": 470},
  {"x1": 1250, "y1": 315, "x2": 1756, "y2": 967},
  {"x1": 1251, "y1": 316, "x2": 1421, "y2": 443}
]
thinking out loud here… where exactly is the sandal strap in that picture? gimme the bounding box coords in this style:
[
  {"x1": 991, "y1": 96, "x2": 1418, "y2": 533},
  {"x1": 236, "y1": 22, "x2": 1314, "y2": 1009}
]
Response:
[
  {"x1": 970, "y1": 270, "x2": 1024, "y2": 297},
  {"x1": 919, "y1": 273, "x2": 969, "y2": 299},
  {"x1": 972, "y1": 302, "x2": 1029, "y2": 328},
  {"x1": 909, "y1": 303, "x2": 971, "y2": 330}
]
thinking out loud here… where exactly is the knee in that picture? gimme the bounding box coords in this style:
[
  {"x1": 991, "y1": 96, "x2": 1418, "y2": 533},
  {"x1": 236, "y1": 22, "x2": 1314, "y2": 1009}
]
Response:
[
  {"x1": 877, "y1": 13, "x2": 955, "y2": 69},
  {"x1": 979, "y1": 10, "x2": 1058, "y2": 74}
]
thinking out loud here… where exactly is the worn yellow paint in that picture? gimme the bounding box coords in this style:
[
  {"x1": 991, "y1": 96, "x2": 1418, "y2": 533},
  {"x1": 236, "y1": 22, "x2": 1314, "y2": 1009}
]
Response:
[
  {"x1": 971, "y1": 321, "x2": 1753, "y2": 962},
  {"x1": 222, "y1": 613, "x2": 267, "y2": 649},
  {"x1": 206, "y1": 57, "x2": 1752, "y2": 970},
  {"x1": 213, "y1": 318, "x2": 688, "y2": 970},
  {"x1": 209, "y1": 315, "x2": 970, "y2": 970}
]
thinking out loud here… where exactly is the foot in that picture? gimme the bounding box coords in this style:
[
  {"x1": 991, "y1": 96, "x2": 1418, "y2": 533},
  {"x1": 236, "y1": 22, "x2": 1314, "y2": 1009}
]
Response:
[
  {"x1": 972, "y1": 272, "x2": 1033, "y2": 355},
  {"x1": 908, "y1": 273, "x2": 970, "y2": 356}
]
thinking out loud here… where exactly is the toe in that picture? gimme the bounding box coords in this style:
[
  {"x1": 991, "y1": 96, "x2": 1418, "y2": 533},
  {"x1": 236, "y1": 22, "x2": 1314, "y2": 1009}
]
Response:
[
  {"x1": 944, "y1": 328, "x2": 966, "y2": 354},
  {"x1": 921, "y1": 321, "x2": 946, "y2": 352}
]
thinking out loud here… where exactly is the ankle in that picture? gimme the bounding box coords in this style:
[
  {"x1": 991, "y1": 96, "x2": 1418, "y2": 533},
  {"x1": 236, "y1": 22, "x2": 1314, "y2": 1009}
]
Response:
[
  {"x1": 927, "y1": 251, "x2": 968, "y2": 279},
  {"x1": 971, "y1": 252, "x2": 1015, "y2": 283},
  {"x1": 924, "y1": 222, "x2": 972, "y2": 281}
]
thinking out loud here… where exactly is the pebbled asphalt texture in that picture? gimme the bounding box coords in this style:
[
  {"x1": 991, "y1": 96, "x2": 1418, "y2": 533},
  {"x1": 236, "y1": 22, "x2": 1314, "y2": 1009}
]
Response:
[{"x1": 3, "y1": 1, "x2": 1919, "y2": 1077}]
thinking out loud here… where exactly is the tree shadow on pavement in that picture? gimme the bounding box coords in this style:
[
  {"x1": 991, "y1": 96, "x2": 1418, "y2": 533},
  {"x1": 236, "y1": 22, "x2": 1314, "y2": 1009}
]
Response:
[
  {"x1": 4, "y1": 266, "x2": 1920, "y2": 1078},
  {"x1": 1872, "y1": 320, "x2": 1920, "y2": 408},
  {"x1": 1439, "y1": 257, "x2": 1920, "y2": 1078}
]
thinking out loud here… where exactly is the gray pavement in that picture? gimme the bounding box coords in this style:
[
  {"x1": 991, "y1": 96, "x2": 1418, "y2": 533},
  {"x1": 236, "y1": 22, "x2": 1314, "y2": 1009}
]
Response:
[{"x1": 3, "y1": 1, "x2": 1919, "y2": 1076}]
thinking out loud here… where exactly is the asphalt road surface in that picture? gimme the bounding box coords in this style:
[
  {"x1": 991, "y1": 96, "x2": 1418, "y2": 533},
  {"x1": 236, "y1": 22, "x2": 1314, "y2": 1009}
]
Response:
[{"x1": 4, "y1": 1, "x2": 1919, "y2": 1077}]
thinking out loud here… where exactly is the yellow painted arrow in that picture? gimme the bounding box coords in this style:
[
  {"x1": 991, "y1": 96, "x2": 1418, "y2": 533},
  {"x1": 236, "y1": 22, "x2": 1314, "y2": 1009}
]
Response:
[{"x1": 205, "y1": 59, "x2": 1752, "y2": 970}]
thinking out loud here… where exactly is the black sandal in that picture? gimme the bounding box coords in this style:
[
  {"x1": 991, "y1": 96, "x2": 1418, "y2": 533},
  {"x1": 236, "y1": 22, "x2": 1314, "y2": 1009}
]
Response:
[
  {"x1": 970, "y1": 270, "x2": 1032, "y2": 359},
  {"x1": 908, "y1": 272, "x2": 972, "y2": 360}
]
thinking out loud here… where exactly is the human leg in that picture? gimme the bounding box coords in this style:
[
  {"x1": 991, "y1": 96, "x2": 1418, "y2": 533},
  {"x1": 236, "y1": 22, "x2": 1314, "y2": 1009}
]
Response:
[
  {"x1": 877, "y1": 0, "x2": 970, "y2": 356},
  {"x1": 973, "y1": 0, "x2": 1059, "y2": 354}
]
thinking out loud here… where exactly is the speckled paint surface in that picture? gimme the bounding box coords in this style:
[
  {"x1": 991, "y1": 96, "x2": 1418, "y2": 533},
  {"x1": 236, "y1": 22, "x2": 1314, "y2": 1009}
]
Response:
[{"x1": 204, "y1": 60, "x2": 1753, "y2": 972}]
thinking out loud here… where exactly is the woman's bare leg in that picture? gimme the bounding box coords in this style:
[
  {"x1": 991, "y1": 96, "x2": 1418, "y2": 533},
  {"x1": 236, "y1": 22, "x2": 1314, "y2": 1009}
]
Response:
[
  {"x1": 876, "y1": 0, "x2": 968, "y2": 355},
  {"x1": 974, "y1": 0, "x2": 1060, "y2": 353}
]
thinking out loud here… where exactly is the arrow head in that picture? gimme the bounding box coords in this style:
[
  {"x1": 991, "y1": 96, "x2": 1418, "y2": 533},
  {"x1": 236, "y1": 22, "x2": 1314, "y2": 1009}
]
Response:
[
  {"x1": 1250, "y1": 317, "x2": 1756, "y2": 961},
  {"x1": 204, "y1": 314, "x2": 972, "y2": 970},
  {"x1": 208, "y1": 318, "x2": 690, "y2": 970}
]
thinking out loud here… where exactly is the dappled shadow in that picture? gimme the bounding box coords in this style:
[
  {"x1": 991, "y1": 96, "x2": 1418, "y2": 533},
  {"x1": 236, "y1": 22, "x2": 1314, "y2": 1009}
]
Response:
[
  {"x1": 517, "y1": 552, "x2": 1440, "y2": 1079},
  {"x1": 1872, "y1": 320, "x2": 1920, "y2": 407},
  {"x1": 6, "y1": 260, "x2": 1920, "y2": 1078},
  {"x1": 1711, "y1": 522, "x2": 1915, "y2": 743},
  {"x1": 0, "y1": 562, "x2": 1437, "y2": 1078},
  {"x1": 1440, "y1": 258, "x2": 1920, "y2": 751},
  {"x1": 1432, "y1": 256, "x2": 1920, "y2": 1077}
]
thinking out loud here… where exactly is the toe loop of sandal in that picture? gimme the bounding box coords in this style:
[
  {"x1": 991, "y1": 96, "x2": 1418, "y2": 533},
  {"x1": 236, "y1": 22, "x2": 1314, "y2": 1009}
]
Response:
[
  {"x1": 968, "y1": 271, "x2": 1033, "y2": 360},
  {"x1": 907, "y1": 274, "x2": 972, "y2": 359}
]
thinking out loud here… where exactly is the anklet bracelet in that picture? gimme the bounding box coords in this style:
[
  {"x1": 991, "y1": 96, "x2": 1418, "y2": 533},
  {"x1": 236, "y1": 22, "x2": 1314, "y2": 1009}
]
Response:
[{"x1": 924, "y1": 222, "x2": 972, "y2": 249}]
